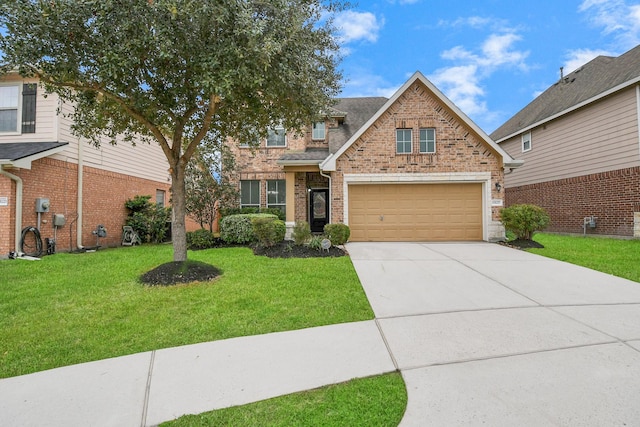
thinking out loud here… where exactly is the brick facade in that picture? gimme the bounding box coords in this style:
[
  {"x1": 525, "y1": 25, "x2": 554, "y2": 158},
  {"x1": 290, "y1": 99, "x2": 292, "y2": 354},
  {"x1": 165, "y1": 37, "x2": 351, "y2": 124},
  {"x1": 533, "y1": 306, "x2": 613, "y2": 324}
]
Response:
[
  {"x1": 332, "y1": 81, "x2": 504, "y2": 223},
  {"x1": 506, "y1": 166, "x2": 640, "y2": 236},
  {"x1": 0, "y1": 157, "x2": 171, "y2": 255}
]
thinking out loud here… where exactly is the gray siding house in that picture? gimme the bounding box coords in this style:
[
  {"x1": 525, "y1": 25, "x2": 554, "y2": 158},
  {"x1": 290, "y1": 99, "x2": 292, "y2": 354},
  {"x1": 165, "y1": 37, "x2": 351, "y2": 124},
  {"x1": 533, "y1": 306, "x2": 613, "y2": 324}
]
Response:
[{"x1": 491, "y1": 44, "x2": 640, "y2": 237}]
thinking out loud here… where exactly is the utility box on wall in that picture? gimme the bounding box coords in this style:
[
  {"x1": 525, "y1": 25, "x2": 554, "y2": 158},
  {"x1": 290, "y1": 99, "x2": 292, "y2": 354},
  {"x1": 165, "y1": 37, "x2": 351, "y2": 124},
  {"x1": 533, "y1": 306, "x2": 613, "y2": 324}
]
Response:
[{"x1": 35, "y1": 198, "x2": 50, "y2": 213}]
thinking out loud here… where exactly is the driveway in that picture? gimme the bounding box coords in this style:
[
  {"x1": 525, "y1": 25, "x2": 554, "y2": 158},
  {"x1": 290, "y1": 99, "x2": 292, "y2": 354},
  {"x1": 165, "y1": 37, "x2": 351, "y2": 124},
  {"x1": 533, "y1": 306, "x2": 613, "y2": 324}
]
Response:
[{"x1": 347, "y1": 242, "x2": 640, "y2": 426}]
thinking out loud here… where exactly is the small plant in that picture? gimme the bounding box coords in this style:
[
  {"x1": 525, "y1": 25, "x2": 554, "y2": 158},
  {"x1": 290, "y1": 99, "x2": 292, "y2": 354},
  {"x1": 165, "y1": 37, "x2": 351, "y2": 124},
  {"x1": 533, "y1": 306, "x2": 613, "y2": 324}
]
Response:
[
  {"x1": 500, "y1": 204, "x2": 550, "y2": 240},
  {"x1": 324, "y1": 223, "x2": 350, "y2": 245},
  {"x1": 292, "y1": 221, "x2": 312, "y2": 245},
  {"x1": 220, "y1": 207, "x2": 285, "y2": 221},
  {"x1": 252, "y1": 217, "x2": 286, "y2": 248},
  {"x1": 307, "y1": 235, "x2": 325, "y2": 251},
  {"x1": 186, "y1": 228, "x2": 219, "y2": 250},
  {"x1": 220, "y1": 213, "x2": 277, "y2": 244}
]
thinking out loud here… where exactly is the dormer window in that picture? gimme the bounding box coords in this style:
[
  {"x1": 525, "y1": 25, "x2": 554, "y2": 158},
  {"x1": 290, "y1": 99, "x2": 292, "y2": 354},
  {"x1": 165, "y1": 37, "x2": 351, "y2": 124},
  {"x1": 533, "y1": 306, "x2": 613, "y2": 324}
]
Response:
[{"x1": 312, "y1": 121, "x2": 325, "y2": 140}]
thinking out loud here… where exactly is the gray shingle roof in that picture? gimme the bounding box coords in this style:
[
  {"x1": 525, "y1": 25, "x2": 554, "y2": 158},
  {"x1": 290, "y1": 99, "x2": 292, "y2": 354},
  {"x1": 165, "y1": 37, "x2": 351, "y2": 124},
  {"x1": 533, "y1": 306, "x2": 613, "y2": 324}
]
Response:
[
  {"x1": 491, "y1": 44, "x2": 640, "y2": 141},
  {"x1": 278, "y1": 148, "x2": 329, "y2": 163},
  {"x1": 328, "y1": 97, "x2": 388, "y2": 153},
  {"x1": 0, "y1": 142, "x2": 68, "y2": 161}
]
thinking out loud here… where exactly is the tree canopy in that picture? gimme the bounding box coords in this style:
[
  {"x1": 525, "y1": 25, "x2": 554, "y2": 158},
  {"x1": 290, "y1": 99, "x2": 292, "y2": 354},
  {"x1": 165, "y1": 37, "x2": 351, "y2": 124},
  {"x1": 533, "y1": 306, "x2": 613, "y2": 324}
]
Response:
[{"x1": 0, "y1": 0, "x2": 344, "y2": 261}]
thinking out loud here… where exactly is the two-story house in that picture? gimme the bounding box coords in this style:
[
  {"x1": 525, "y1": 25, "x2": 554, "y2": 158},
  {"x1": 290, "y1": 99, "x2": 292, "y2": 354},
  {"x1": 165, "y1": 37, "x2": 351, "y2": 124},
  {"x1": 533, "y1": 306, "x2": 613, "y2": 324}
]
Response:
[
  {"x1": 491, "y1": 44, "x2": 640, "y2": 238},
  {"x1": 230, "y1": 72, "x2": 522, "y2": 242},
  {"x1": 0, "y1": 73, "x2": 172, "y2": 256}
]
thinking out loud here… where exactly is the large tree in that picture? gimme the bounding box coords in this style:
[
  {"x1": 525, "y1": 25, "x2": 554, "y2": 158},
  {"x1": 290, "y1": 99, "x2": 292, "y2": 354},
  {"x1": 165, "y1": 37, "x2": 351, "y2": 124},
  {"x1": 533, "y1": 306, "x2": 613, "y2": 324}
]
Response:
[{"x1": 0, "y1": 0, "x2": 343, "y2": 261}]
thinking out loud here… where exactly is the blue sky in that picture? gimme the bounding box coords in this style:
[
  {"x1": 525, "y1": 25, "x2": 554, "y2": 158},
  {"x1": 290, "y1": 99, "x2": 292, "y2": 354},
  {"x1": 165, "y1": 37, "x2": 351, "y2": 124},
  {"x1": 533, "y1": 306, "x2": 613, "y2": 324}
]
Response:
[{"x1": 334, "y1": 0, "x2": 640, "y2": 133}]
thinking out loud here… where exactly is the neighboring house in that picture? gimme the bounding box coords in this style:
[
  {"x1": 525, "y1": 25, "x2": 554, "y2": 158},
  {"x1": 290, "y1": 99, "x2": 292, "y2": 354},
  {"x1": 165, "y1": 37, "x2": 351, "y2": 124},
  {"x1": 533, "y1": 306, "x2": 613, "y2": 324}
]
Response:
[
  {"x1": 0, "y1": 73, "x2": 172, "y2": 257},
  {"x1": 491, "y1": 44, "x2": 640, "y2": 238},
  {"x1": 230, "y1": 72, "x2": 522, "y2": 242}
]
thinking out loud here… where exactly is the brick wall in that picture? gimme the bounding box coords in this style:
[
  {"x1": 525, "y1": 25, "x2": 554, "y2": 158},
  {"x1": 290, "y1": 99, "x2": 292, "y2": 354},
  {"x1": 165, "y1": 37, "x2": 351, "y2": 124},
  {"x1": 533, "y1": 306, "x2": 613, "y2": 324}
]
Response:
[
  {"x1": 333, "y1": 81, "x2": 503, "y2": 222},
  {"x1": 506, "y1": 166, "x2": 640, "y2": 236},
  {"x1": 0, "y1": 157, "x2": 172, "y2": 255}
]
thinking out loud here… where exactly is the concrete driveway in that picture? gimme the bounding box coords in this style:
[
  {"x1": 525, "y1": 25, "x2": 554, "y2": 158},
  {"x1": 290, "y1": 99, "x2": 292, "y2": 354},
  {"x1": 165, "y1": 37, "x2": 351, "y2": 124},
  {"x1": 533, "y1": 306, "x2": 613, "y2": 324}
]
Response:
[{"x1": 346, "y1": 242, "x2": 640, "y2": 426}]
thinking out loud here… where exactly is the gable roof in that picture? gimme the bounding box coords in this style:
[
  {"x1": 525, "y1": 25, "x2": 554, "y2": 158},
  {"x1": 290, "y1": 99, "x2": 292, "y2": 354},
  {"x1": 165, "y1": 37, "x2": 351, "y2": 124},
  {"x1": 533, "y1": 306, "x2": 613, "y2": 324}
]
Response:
[
  {"x1": 491, "y1": 44, "x2": 640, "y2": 142},
  {"x1": 321, "y1": 71, "x2": 521, "y2": 171},
  {"x1": 0, "y1": 142, "x2": 68, "y2": 169}
]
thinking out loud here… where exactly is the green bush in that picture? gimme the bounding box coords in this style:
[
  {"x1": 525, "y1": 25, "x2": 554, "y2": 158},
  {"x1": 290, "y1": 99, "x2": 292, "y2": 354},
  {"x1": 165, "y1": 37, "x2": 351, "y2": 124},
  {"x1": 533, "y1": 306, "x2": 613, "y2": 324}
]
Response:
[
  {"x1": 500, "y1": 204, "x2": 551, "y2": 240},
  {"x1": 324, "y1": 223, "x2": 350, "y2": 245},
  {"x1": 124, "y1": 195, "x2": 171, "y2": 243},
  {"x1": 220, "y1": 207, "x2": 285, "y2": 221},
  {"x1": 292, "y1": 221, "x2": 312, "y2": 245},
  {"x1": 252, "y1": 217, "x2": 286, "y2": 247},
  {"x1": 186, "y1": 228, "x2": 218, "y2": 250},
  {"x1": 220, "y1": 213, "x2": 277, "y2": 244}
]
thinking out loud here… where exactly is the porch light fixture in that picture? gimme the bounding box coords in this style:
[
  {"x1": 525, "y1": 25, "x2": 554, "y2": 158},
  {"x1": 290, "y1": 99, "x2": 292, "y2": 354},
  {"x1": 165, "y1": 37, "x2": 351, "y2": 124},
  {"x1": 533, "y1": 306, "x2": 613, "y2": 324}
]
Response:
[{"x1": 495, "y1": 182, "x2": 502, "y2": 192}]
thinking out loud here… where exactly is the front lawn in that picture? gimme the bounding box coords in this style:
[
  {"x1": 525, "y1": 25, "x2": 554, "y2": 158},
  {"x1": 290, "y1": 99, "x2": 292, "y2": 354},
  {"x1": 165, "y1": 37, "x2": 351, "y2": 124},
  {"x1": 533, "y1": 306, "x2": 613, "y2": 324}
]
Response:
[
  {"x1": 529, "y1": 233, "x2": 640, "y2": 282},
  {"x1": 0, "y1": 245, "x2": 374, "y2": 378}
]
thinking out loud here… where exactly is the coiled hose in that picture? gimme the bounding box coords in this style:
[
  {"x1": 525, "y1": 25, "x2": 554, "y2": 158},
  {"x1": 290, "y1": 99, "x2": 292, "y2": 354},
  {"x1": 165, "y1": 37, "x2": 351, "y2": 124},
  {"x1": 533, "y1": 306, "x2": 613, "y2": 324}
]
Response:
[{"x1": 20, "y1": 226, "x2": 43, "y2": 257}]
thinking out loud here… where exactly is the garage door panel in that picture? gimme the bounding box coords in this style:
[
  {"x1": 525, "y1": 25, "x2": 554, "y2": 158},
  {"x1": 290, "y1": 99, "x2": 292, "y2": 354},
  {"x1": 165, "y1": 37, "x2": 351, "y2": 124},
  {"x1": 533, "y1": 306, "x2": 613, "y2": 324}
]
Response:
[{"x1": 348, "y1": 183, "x2": 482, "y2": 242}]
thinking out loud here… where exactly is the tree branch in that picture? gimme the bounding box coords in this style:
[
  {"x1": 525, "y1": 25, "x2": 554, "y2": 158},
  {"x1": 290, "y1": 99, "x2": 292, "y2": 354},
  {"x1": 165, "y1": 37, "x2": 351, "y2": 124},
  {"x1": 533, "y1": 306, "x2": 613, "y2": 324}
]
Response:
[{"x1": 180, "y1": 94, "x2": 220, "y2": 167}]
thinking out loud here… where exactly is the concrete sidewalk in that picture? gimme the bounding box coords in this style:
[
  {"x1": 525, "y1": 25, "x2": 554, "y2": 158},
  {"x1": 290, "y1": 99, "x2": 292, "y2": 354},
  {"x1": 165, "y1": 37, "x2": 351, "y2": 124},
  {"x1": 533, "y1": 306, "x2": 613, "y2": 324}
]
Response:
[{"x1": 2, "y1": 242, "x2": 640, "y2": 426}]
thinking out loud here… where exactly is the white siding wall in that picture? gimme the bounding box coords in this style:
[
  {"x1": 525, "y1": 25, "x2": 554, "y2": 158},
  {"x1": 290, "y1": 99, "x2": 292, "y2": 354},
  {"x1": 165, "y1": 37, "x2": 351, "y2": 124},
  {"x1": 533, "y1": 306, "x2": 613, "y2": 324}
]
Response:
[
  {"x1": 0, "y1": 76, "x2": 170, "y2": 183},
  {"x1": 501, "y1": 87, "x2": 640, "y2": 187}
]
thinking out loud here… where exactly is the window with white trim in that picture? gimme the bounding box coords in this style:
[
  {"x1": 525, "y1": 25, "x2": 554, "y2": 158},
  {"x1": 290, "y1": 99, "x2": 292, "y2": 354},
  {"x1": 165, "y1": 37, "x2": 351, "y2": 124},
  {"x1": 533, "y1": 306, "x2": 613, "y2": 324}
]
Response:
[
  {"x1": 156, "y1": 190, "x2": 166, "y2": 208},
  {"x1": 312, "y1": 121, "x2": 325, "y2": 140},
  {"x1": 267, "y1": 180, "x2": 286, "y2": 214},
  {"x1": 419, "y1": 128, "x2": 436, "y2": 153},
  {"x1": 0, "y1": 85, "x2": 20, "y2": 133},
  {"x1": 522, "y1": 131, "x2": 531, "y2": 152},
  {"x1": 266, "y1": 124, "x2": 286, "y2": 147},
  {"x1": 0, "y1": 83, "x2": 37, "y2": 134},
  {"x1": 240, "y1": 180, "x2": 260, "y2": 208},
  {"x1": 396, "y1": 129, "x2": 412, "y2": 154}
]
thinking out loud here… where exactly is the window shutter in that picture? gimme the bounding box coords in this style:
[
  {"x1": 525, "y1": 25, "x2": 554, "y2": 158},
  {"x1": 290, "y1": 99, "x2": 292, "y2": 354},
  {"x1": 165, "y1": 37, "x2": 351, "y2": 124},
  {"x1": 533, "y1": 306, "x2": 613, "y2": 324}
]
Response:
[{"x1": 21, "y1": 83, "x2": 37, "y2": 133}]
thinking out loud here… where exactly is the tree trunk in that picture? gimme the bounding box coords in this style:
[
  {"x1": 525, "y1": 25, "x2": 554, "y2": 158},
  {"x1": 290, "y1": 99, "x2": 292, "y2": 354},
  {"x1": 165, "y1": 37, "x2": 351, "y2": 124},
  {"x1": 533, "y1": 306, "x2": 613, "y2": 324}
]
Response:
[{"x1": 171, "y1": 165, "x2": 188, "y2": 262}]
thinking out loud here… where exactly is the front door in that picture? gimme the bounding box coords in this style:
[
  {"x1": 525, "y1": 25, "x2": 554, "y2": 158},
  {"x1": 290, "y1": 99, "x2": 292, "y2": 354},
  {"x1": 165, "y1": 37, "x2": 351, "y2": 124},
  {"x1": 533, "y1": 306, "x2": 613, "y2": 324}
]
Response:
[{"x1": 310, "y1": 189, "x2": 329, "y2": 233}]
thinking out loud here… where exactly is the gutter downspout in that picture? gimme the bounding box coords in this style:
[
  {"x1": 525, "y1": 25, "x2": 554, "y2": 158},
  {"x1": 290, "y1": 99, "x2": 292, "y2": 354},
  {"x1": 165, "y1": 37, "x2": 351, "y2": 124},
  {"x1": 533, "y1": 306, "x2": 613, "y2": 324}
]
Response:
[
  {"x1": 76, "y1": 138, "x2": 84, "y2": 249},
  {"x1": 319, "y1": 169, "x2": 332, "y2": 224},
  {"x1": 0, "y1": 166, "x2": 23, "y2": 254}
]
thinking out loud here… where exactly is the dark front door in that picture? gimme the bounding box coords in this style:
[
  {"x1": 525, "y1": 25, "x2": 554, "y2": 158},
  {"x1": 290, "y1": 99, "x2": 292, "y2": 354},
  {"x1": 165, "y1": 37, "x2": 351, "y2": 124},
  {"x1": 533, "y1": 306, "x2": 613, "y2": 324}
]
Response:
[{"x1": 310, "y1": 189, "x2": 329, "y2": 233}]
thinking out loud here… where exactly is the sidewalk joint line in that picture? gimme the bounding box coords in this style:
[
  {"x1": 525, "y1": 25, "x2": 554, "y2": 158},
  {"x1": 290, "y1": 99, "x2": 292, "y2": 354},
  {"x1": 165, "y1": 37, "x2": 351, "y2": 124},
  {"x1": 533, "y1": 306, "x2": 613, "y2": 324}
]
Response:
[
  {"x1": 374, "y1": 318, "x2": 400, "y2": 372},
  {"x1": 141, "y1": 350, "x2": 155, "y2": 427}
]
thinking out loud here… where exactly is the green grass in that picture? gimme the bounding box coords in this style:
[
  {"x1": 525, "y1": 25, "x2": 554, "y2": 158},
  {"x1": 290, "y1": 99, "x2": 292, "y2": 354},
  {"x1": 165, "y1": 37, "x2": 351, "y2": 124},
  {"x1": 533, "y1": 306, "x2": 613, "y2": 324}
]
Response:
[
  {"x1": 529, "y1": 233, "x2": 640, "y2": 282},
  {"x1": 162, "y1": 373, "x2": 407, "y2": 427},
  {"x1": 0, "y1": 245, "x2": 374, "y2": 378}
]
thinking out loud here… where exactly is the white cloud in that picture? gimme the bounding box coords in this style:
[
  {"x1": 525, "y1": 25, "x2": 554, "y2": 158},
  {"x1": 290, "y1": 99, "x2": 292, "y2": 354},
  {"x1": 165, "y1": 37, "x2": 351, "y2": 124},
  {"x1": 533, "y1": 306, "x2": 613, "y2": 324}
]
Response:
[
  {"x1": 340, "y1": 70, "x2": 399, "y2": 98},
  {"x1": 429, "y1": 29, "x2": 529, "y2": 120},
  {"x1": 563, "y1": 48, "x2": 614, "y2": 73},
  {"x1": 579, "y1": 0, "x2": 640, "y2": 47},
  {"x1": 335, "y1": 11, "x2": 384, "y2": 44}
]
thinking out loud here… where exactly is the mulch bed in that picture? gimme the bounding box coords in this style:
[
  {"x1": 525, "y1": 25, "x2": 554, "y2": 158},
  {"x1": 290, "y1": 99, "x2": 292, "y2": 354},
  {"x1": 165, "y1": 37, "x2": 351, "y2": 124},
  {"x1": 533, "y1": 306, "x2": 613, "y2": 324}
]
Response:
[
  {"x1": 252, "y1": 241, "x2": 346, "y2": 258},
  {"x1": 499, "y1": 239, "x2": 545, "y2": 249}
]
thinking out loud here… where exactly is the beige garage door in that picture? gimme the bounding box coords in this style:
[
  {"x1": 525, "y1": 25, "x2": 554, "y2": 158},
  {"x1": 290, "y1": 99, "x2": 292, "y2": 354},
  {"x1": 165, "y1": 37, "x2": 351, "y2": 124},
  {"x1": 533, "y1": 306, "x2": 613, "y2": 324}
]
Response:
[{"x1": 348, "y1": 183, "x2": 483, "y2": 242}]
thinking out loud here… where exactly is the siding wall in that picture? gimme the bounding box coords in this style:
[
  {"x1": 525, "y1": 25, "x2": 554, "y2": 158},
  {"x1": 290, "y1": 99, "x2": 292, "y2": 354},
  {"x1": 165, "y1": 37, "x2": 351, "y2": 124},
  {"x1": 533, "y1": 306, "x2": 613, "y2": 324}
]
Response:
[{"x1": 501, "y1": 87, "x2": 640, "y2": 188}]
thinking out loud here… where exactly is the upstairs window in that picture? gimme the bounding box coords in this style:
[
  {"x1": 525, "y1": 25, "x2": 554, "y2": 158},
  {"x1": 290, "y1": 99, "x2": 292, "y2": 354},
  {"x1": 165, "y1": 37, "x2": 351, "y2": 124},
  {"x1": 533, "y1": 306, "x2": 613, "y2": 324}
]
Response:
[
  {"x1": 240, "y1": 180, "x2": 260, "y2": 208},
  {"x1": 396, "y1": 129, "x2": 412, "y2": 154},
  {"x1": 522, "y1": 132, "x2": 531, "y2": 152},
  {"x1": 419, "y1": 128, "x2": 436, "y2": 153},
  {"x1": 0, "y1": 83, "x2": 37, "y2": 134},
  {"x1": 312, "y1": 121, "x2": 325, "y2": 140},
  {"x1": 0, "y1": 85, "x2": 19, "y2": 133},
  {"x1": 266, "y1": 124, "x2": 286, "y2": 147}
]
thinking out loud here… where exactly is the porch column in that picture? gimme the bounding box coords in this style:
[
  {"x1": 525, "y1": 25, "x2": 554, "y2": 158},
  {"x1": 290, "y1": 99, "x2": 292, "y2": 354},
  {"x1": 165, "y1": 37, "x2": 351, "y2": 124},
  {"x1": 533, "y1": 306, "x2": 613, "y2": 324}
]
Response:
[{"x1": 285, "y1": 171, "x2": 296, "y2": 223}]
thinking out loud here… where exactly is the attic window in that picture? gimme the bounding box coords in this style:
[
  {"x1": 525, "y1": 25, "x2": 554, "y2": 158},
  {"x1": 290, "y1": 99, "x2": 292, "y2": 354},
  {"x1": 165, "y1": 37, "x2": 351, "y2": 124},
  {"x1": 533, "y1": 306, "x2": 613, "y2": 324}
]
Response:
[
  {"x1": 522, "y1": 132, "x2": 531, "y2": 152},
  {"x1": 312, "y1": 121, "x2": 325, "y2": 140},
  {"x1": 396, "y1": 129, "x2": 412, "y2": 154}
]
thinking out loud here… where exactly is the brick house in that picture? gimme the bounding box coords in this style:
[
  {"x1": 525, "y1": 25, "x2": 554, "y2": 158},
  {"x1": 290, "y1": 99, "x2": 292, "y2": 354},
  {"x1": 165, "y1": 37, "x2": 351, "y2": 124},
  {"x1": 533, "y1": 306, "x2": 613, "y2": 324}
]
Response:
[
  {"x1": 491, "y1": 44, "x2": 640, "y2": 238},
  {"x1": 0, "y1": 73, "x2": 173, "y2": 257},
  {"x1": 230, "y1": 72, "x2": 522, "y2": 242}
]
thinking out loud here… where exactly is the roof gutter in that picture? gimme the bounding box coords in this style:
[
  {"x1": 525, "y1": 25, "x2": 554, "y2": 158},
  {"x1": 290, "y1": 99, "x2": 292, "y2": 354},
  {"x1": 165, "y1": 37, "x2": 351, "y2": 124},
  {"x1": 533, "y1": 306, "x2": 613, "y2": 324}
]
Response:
[
  {"x1": 495, "y1": 76, "x2": 640, "y2": 143},
  {"x1": 0, "y1": 166, "x2": 23, "y2": 254}
]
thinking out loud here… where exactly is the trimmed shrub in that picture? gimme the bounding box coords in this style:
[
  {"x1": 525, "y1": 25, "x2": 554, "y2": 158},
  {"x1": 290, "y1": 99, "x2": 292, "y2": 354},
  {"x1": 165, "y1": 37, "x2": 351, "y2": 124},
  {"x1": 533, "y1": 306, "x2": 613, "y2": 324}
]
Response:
[
  {"x1": 252, "y1": 217, "x2": 286, "y2": 247},
  {"x1": 220, "y1": 207, "x2": 285, "y2": 221},
  {"x1": 292, "y1": 221, "x2": 312, "y2": 245},
  {"x1": 124, "y1": 195, "x2": 171, "y2": 243},
  {"x1": 186, "y1": 228, "x2": 218, "y2": 250},
  {"x1": 324, "y1": 223, "x2": 350, "y2": 245},
  {"x1": 220, "y1": 213, "x2": 277, "y2": 244},
  {"x1": 500, "y1": 204, "x2": 551, "y2": 240}
]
